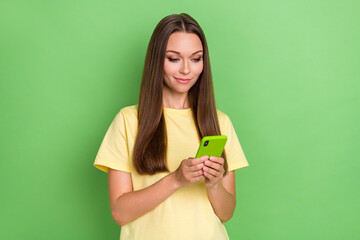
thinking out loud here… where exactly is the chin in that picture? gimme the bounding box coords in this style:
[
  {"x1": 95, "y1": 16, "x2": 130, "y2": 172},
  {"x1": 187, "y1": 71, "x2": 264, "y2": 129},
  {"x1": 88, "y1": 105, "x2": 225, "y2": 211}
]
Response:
[
  {"x1": 173, "y1": 88, "x2": 191, "y2": 94},
  {"x1": 177, "y1": 83, "x2": 196, "y2": 92}
]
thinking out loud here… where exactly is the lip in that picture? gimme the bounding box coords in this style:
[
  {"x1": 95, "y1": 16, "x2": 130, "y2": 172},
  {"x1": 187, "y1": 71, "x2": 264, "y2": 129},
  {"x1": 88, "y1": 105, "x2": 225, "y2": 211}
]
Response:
[{"x1": 174, "y1": 77, "x2": 191, "y2": 84}]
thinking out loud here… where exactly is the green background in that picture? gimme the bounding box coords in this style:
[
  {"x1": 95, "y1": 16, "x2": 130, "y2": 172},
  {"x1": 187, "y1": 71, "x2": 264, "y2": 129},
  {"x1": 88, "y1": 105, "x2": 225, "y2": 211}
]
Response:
[{"x1": 1, "y1": 0, "x2": 359, "y2": 239}]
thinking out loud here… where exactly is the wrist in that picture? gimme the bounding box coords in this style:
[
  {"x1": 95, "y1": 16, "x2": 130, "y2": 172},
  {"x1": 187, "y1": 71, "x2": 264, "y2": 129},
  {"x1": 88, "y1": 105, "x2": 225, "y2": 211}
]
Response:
[
  {"x1": 206, "y1": 181, "x2": 221, "y2": 191},
  {"x1": 168, "y1": 172, "x2": 183, "y2": 190}
]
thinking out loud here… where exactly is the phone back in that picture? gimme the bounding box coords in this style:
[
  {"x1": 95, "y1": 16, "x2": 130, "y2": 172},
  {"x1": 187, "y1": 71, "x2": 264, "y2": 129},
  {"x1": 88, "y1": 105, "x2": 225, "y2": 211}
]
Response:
[{"x1": 195, "y1": 135, "x2": 227, "y2": 158}]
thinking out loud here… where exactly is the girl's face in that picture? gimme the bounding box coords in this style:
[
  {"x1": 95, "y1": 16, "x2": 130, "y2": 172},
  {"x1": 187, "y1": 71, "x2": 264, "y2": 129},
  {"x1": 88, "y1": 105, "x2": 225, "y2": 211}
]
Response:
[{"x1": 163, "y1": 32, "x2": 204, "y2": 95}]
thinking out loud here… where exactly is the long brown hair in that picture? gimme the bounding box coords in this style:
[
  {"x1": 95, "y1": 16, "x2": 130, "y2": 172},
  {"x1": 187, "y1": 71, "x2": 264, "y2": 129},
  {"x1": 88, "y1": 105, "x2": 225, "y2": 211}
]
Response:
[{"x1": 133, "y1": 13, "x2": 228, "y2": 175}]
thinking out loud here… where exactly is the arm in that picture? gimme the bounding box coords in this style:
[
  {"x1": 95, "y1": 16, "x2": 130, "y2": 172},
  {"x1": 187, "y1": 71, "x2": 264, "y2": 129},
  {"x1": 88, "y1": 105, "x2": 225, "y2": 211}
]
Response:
[
  {"x1": 108, "y1": 169, "x2": 179, "y2": 226},
  {"x1": 108, "y1": 156, "x2": 207, "y2": 226},
  {"x1": 206, "y1": 171, "x2": 236, "y2": 223},
  {"x1": 203, "y1": 157, "x2": 236, "y2": 223}
]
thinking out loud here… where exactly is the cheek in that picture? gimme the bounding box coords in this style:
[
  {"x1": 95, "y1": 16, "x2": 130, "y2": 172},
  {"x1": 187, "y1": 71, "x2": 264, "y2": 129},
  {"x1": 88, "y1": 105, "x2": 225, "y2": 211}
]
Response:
[
  {"x1": 193, "y1": 63, "x2": 204, "y2": 76},
  {"x1": 164, "y1": 62, "x2": 178, "y2": 75}
]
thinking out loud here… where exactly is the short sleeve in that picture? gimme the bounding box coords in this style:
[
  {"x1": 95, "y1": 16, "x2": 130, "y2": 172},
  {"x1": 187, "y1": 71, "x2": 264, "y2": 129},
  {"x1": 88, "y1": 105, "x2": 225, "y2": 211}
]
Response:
[
  {"x1": 93, "y1": 110, "x2": 131, "y2": 173},
  {"x1": 224, "y1": 116, "x2": 249, "y2": 171}
]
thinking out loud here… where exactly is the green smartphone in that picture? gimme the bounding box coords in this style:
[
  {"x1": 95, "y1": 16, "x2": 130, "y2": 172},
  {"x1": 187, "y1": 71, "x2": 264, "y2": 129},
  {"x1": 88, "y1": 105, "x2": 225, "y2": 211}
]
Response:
[{"x1": 195, "y1": 135, "x2": 228, "y2": 158}]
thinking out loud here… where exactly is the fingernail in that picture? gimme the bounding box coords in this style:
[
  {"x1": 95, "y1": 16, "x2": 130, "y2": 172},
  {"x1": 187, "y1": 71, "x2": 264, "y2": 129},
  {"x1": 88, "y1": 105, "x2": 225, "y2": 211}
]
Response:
[{"x1": 210, "y1": 156, "x2": 214, "y2": 160}]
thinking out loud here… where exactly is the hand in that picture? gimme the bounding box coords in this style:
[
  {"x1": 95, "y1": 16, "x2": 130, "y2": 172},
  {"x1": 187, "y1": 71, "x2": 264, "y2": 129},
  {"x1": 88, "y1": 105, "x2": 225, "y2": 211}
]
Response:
[
  {"x1": 173, "y1": 156, "x2": 208, "y2": 188},
  {"x1": 203, "y1": 156, "x2": 225, "y2": 188}
]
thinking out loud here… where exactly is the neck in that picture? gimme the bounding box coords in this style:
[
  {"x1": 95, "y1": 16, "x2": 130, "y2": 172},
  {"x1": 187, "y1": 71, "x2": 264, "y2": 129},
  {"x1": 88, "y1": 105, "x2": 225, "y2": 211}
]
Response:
[{"x1": 162, "y1": 87, "x2": 190, "y2": 109}]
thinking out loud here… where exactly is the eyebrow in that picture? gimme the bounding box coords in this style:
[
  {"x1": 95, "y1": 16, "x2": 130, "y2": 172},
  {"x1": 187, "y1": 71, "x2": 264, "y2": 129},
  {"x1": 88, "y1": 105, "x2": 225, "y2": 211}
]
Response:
[{"x1": 166, "y1": 50, "x2": 203, "y2": 55}]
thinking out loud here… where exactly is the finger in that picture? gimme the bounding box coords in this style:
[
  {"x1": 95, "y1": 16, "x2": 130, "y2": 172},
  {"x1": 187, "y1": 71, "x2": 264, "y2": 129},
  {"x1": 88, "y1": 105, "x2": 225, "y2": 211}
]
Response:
[
  {"x1": 203, "y1": 165, "x2": 220, "y2": 177},
  {"x1": 194, "y1": 174, "x2": 205, "y2": 182},
  {"x1": 209, "y1": 156, "x2": 225, "y2": 165},
  {"x1": 188, "y1": 162, "x2": 205, "y2": 172},
  {"x1": 203, "y1": 171, "x2": 216, "y2": 180},
  {"x1": 190, "y1": 169, "x2": 204, "y2": 178},
  {"x1": 187, "y1": 156, "x2": 208, "y2": 167},
  {"x1": 204, "y1": 160, "x2": 222, "y2": 171}
]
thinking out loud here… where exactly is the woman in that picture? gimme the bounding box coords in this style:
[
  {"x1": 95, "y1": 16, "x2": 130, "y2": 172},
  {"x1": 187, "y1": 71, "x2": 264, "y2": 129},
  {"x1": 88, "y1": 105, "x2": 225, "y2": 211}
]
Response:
[{"x1": 94, "y1": 13, "x2": 249, "y2": 240}]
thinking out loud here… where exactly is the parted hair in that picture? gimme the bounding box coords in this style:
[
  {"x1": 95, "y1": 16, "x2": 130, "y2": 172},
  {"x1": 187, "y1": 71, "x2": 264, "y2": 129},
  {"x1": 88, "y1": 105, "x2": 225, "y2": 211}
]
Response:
[{"x1": 133, "y1": 13, "x2": 228, "y2": 175}]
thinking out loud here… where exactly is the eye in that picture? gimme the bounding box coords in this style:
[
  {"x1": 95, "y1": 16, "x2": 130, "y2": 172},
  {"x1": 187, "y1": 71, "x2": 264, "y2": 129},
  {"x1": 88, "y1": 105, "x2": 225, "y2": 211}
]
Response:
[
  {"x1": 167, "y1": 57, "x2": 179, "y2": 62},
  {"x1": 192, "y1": 57, "x2": 202, "y2": 62}
]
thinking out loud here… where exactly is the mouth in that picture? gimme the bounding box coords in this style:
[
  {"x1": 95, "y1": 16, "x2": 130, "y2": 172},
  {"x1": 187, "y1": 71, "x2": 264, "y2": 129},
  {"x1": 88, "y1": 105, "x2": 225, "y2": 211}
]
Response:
[{"x1": 174, "y1": 77, "x2": 191, "y2": 84}]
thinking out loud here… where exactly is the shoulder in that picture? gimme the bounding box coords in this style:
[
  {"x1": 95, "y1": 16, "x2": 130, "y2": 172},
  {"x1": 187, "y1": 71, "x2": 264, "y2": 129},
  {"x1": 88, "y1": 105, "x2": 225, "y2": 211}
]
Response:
[
  {"x1": 216, "y1": 109, "x2": 230, "y2": 125},
  {"x1": 216, "y1": 109, "x2": 232, "y2": 135},
  {"x1": 119, "y1": 104, "x2": 138, "y2": 117},
  {"x1": 113, "y1": 105, "x2": 138, "y2": 125}
]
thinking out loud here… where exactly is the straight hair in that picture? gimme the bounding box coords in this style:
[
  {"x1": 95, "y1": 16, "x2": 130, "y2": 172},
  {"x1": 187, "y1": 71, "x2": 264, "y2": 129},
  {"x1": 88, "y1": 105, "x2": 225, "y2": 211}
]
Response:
[{"x1": 133, "y1": 13, "x2": 228, "y2": 175}]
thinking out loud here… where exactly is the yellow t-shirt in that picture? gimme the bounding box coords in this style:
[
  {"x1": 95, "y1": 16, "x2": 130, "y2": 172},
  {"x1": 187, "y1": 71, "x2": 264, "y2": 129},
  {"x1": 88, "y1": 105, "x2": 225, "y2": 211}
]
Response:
[{"x1": 94, "y1": 105, "x2": 249, "y2": 240}]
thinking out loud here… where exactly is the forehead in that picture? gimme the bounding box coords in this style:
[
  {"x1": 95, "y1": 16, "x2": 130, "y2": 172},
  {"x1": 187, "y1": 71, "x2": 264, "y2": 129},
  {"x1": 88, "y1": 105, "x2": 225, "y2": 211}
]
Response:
[{"x1": 166, "y1": 32, "x2": 203, "y2": 54}]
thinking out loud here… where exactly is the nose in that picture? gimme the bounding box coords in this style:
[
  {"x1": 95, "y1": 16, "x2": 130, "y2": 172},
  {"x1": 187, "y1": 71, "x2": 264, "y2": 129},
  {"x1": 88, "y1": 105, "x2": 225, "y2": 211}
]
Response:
[{"x1": 180, "y1": 59, "x2": 190, "y2": 75}]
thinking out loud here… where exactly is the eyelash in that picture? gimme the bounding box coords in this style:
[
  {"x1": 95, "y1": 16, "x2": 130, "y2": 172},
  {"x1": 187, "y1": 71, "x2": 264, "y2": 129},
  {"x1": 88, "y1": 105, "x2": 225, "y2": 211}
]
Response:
[{"x1": 167, "y1": 57, "x2": 202, "y2": 62}]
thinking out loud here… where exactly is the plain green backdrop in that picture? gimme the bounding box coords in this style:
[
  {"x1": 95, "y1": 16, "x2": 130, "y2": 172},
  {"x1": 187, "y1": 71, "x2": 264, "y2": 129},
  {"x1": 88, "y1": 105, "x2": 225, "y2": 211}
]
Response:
[{"x1": 1, "y1": 0, "x2": 359, "y2": 239}]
